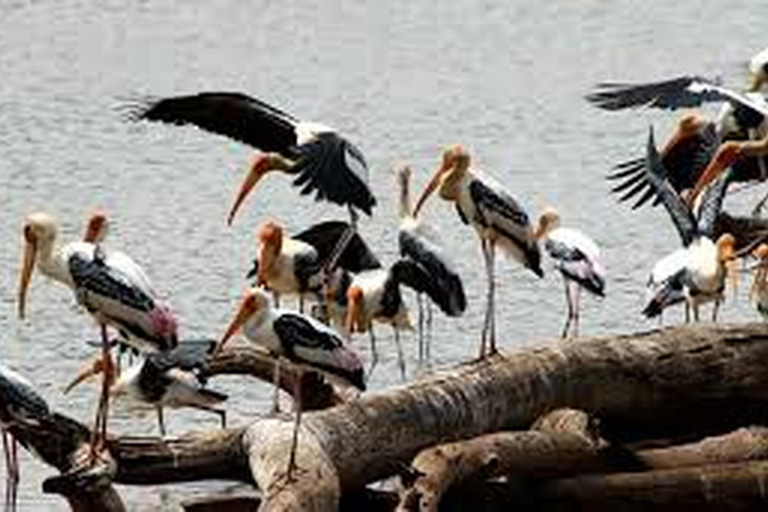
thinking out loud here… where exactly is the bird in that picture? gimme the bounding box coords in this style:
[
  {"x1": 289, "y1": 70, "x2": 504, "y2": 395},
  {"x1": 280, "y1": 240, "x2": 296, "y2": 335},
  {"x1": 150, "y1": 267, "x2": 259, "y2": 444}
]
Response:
[
  {"x1": 413, "y1": 145, "x2": 543, "y2": 358},
  {"x1": 642, "y1": 247, "x2": 690, "y2": 323},
  {"x1": 213, "y1": 287, "x2": 364, "y2": 482},
  {"x1": 0, "y1": 362, "x2": 50, "y2": 512},
  {"x1": 533, "y1": 207, "x2": 605, "y2": 338},
  {"x1": 17, "y1": 211, "x2": 178, "y2": 457},
  {"x1": 396, "y1": 165, "x2": 466, "y2": 363},
  {"x1": 587, "y1": 50, "x2": 768, "y2": 214},
  {"x1": 65, "y1": 344, "x2": 227, "y2": 436},
  {"x1": 130, "y1": 92, "x2": 376, "y2": 273},
  {"x1": 749, "y1": 243, "x2": 768, "y2": 319},
  {"x1": 245, "y1": 219, "x2": 381, "y2": 312},
  {"x1": 640, "y1": 128, "x2": 737, "y2": 322}
]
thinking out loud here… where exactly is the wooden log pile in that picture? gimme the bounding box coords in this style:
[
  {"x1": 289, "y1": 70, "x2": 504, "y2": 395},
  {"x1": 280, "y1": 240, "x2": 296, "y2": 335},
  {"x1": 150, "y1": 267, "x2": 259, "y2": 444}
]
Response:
[{"x1": 9, "y1": 320, "x2": 768, "y2": 511}]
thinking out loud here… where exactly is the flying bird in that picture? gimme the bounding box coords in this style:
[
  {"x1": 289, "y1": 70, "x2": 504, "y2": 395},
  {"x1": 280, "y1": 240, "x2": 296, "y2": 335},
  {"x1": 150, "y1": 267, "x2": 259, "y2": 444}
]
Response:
[
  {"x1": 413, "y1": 145, "x2": 543, "y2": 358},
  {"x1": 534, "y1": 207, "x2": 605, "y2": 338}
]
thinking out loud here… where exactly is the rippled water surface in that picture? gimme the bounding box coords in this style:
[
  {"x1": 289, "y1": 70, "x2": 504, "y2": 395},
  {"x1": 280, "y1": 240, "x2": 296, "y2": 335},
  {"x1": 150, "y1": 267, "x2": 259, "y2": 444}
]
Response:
[{"x1": 2, "y1": 1, "x2": 768, "y2": 509}]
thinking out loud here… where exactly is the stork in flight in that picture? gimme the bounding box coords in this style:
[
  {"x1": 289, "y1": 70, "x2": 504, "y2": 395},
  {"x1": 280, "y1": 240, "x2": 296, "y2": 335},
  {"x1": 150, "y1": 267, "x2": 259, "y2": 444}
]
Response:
[
  {"x1": 131, "y1": 92, "x2": 376, "y2": 274},
  {"x1": 587, "y1": 47, "x2": 768, "y2": 215},
  {"x1": 413, "y1": 145, "x2": 543, "y2": 358},
  {"x1": 213, "y1": 287, "x2": 364, "y2": 482},
  {"x1": 17, "y1": 212, "x2": 177, "y2": 458}
]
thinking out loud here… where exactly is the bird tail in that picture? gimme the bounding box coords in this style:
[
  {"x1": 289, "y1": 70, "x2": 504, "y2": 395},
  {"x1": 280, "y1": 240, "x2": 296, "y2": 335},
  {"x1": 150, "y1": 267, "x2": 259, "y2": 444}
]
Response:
[{"x1": 643, "y1": 284, "x2": 684, "y2": 318}]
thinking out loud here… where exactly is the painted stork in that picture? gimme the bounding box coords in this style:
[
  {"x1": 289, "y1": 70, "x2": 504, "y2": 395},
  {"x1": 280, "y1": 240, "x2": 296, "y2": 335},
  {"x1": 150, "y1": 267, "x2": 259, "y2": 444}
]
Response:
[
  {"x1": 533, "y1": 207, "x2": 605, "y2": 338},
  {"x1": 640, "y1": 129, "x2": 737, "y2": 321},
  {"x1": 587, "y1": 49, "x2": 768, "y2": 213},
  {"x1": 413, "y1": 145, "x2": 543, "y2": 358},
  {"x1": 397, "y1": 165, "x2": 466, "y2": 362},
  {"x1": 131, "y1": 92, "x2": 375, "y2": 267},
  {"x1": 213, "y1": 287, "x2": 364, "y2": 481},
  {"x1": 642, "y1": 247, "x2": 689, "y2": 322},
  {"x1": 17, "y1": 212, "x2": 177, "y2": 456},
  {"x1": 246, "y1": 220, "x2": 381, "y2": 311},
  {"x1": 749, "y1": 243, "x2": 768, "y2": 319},
  {"x1": 0, "y1": 363, "x2": 49, "y2": 512},
  {"x1": 65, "y1": 344, "x2": 226, "y2": 436}
]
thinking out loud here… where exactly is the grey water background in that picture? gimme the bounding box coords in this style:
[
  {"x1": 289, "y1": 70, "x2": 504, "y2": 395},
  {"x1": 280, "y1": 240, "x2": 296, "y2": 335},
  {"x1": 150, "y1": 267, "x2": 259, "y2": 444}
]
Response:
[{"x1": 1, "y1": 0, "x2": 767, "y2": 509}]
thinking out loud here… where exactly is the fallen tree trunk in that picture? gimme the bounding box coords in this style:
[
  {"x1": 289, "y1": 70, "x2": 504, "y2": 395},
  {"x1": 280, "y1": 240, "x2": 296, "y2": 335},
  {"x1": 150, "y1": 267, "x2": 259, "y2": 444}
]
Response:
[{"x1": 13, "y1": 323, "x2": 768, "y2": 512}]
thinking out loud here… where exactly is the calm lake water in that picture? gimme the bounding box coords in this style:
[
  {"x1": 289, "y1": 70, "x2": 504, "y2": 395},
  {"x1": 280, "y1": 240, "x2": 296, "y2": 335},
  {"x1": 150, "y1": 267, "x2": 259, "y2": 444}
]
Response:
[{"x1": 1, "y1": 0, "x2": 767, "y2": 509}]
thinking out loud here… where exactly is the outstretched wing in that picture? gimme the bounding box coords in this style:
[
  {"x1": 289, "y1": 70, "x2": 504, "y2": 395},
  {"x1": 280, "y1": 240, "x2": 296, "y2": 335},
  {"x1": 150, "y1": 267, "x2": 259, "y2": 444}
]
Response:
[
  {"x1": 644, "y1": 127, "x2": 698, "y2": 246},
  {"x1": 587, "y1": 76, "x2": 768, "y2": 117},
  {"x1": 130, "y1": 92, "x2": 299, "y2": 153}
]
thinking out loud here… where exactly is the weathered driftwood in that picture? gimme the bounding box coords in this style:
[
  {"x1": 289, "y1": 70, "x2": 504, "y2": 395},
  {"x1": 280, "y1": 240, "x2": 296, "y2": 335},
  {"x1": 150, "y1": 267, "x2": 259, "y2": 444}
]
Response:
[
  {"x1": 12, "y1": 323, "x2": 768, "y2": 512},
  {"x1": 396, "y1": 409, "x2": 603, "y2": 512}
]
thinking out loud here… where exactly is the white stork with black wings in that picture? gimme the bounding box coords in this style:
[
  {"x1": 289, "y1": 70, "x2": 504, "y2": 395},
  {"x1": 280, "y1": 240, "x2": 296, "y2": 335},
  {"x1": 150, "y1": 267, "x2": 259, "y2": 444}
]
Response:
[
  {"x1": 413, "y1": 145, "x2": 543, "y2": 358},
  {"x1": 17, "y1": 212, "x2": 177, "y2": 457},
  {"x1": 213, "y1": 287, "x2": 364, "y2": 481},
  {"x1": 130, "y1": 92, "x2": 376, "y2": 225},
  {"x1": 0, "y1": 363, "x2": 50, "y2": 512},
  {"x1": 640, "y1": 129, "x2": 737, "y2": 322}
]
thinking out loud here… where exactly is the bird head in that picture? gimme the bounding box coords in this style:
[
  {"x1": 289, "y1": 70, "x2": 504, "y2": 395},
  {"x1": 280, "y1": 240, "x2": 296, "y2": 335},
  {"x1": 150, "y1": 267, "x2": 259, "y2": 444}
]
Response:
[
  {"x1": 750, "y1": 243, "x2": 768, "y2": 299},
  {"x1": 83, "y1": 210, "x2": 109, "y2": 243},
  {"x1": 345, "y1": 286, "x2": 366, "y2": 334},
  {"x1": 18, "y1": 212, "x2": 58, "y2": 320},
  {"x1": 213, "y1": 288, "x2": 269, "y2": 356},
  {"x1": 227, "y1": 153, "x2": 293, "y2": 226},
  {"x1": 688, "y1": 142, "x2": 742, "y2": 207},
  {"x1": 413, "y1": 145, "x2": 470, "y2": 216},
  {"x1": 534, "y1": 206, "x2": 560, "y2": 240},
  {"x1": 256, "y1": 220, "x2": 284, "y2": 286}
]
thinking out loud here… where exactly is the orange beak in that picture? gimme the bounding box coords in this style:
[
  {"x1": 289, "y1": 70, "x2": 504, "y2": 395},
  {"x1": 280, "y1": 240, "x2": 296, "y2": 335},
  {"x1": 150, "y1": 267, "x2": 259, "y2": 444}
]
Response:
[
  {"x1": 661, "y1": 115, "x2": 702, "y2": 157},
  {"x1": 18, "y1": 230, "x2": 37, "y2": 320},
  {"x1": 345, "y1": 286, "x2": 366, "y2": 333},
  {"x1": 213, "y1": 292, "x2": 259, "y2": 355},
  {"x1": 227, "y1": 155, "x2": 273, "y2": 226},
  {"x1": 257, "y1": 243, "x2": 275, "y2": 288},
  {"x1": 63, "y1": 356, "x2": 107, "y2": 394},
  {"x1": 413, "y1": 157, "x2": 449, "y2": 216},
  {"x1": 688, "y1": 142, "x2": 742, "y2": 206}
]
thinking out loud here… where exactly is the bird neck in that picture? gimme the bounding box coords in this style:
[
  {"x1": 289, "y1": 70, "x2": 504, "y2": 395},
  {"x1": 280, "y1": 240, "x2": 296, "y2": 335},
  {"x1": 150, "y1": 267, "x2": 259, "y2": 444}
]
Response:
[{"x1": 37, "y1": 238, "x2": 73, "y2": 286}]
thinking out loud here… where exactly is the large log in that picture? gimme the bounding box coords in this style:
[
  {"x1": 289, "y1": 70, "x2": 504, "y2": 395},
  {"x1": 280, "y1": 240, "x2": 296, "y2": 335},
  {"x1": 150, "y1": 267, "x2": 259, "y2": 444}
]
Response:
[{"x1": 12, "y1": 323, "x2": 768, "y2": 512}]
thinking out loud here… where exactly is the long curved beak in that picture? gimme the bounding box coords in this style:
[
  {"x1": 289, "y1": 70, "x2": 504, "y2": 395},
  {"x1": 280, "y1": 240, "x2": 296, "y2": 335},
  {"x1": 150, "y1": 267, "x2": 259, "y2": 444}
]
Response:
[
  {"x1": 257, "y1": 244, "x2": 274, "y2": 288},
  {"x1": 63, "y1": 356, "x2": 106, "y2": 394},
  {"x1": 413, "y1": 162, "x2": 447, "y2": 216},
  {"x1": 18, "y1": 238, "x2": 37, "y2": 320},
  {"x1": 227, "y1": 155, "x2": 273, "y2": 226},
  {"x1": 688, "y1": 147, "x2": 739, "y2": 206},
  {"x1": 213, "y1": 295, "x2": 258, "y2": 355}
]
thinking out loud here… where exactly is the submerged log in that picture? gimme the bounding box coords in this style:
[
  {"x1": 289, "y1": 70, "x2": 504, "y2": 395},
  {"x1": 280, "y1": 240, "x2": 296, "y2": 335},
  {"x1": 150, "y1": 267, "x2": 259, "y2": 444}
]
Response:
[{"x1": 12, "y1": 323, "x2": 768, "y2": 512}]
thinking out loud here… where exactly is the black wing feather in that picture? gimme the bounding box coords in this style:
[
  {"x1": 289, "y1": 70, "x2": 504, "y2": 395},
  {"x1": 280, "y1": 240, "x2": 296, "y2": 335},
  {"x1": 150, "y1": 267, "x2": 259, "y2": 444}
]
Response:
[
  {"x1": 68, "y1": 253, "x2": 155, "y2": 313},
  {"x1": 586, "y1": 76, "x2": 722, "y2": 110},
  {"x1": 130, "y1": 92, "x2": 298, "y2": 154},
  {"x1": 293, "y1": 220, "x2": 381, "y2": 272}
]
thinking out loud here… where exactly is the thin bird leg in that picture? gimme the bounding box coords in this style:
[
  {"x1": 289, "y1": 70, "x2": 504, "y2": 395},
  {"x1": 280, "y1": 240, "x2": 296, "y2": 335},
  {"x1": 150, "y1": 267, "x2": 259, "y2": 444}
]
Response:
[
  {"x1": 273, "y1": 292, "x2": 281, "y2": 310},
  {"x1": 286, "y1": 370, "x2": 303, "y2": 482},
  {"x1": 270, "y1": 359, "x2": 281, "y2": 416},
  {"x1": 561, "y1": 279, "x2": 574, "y2": 339},
  {"x1": 3, "y1": 430, "x2": 10, "y2": 512},
  {"x1": 712, "y1": 295, "x2": 722, "y2": 322},
  {"x1": 393, "y1": 327, "x2": 406, "y2": 381},
  {"x1": 416, "y1": 294, "x2": 424, "y2": 365},
  {"x1": 367, "y1": 327, "x2": 379, "y2": 379},
  {"x1": 192, "y1": 405, "x2": 227, "y2": 428},
  {"x1": 90, "y1": 323, "x2": 113, "y2": 458},
  {"x1": 685, "y1": 302, "x2": 690, "y2": 324},
  {"x1": 8, "y1": 437, "x2": 18, "y2": 512},
  {"x1": 156, "y1": 405, "x2": 166, "y2": 437},
  {"x1": 299, "y1": 295, "x2": 305, "y2": 315},
  {"x1": 693, "y1": 302, "x2": 700, "y2": 322},
  {"x1": 573, "y1": 285, "x2": 582, "y2": 338},
  {"x1": 479, "y1": 239, "x2": 491, "y2": 358},
  {"x1": 426, "y1": 300, "x2": 433, "y2": 365},
  {"x1": 487, "y1": 240, "x2": 497, "y2": 355}
]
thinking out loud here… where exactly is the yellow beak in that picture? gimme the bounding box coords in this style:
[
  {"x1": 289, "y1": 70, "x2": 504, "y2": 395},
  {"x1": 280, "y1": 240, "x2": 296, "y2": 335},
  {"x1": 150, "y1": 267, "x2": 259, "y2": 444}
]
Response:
[
  {"x1": 18, "y1": 238, "x2": 37, "y2": 320},
  {"x1": 213, "y1": 294, "x2": 258, "y2": 355}
]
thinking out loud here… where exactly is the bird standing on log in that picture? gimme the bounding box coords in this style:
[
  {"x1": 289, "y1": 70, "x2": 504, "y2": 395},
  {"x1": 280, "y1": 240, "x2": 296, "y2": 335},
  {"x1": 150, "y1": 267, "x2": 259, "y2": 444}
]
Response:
[
  {"x1": 413, "y1": 145, "x2": 543, "y2": 358},
  {"x1": 17, "y1": 212, "x2": 177, "y2": 458},
  {"x1": 534, "y1": 207, "x2": 605, "y2": 338},
  {"x1": 213, "y1": 287, "x2": 364, "y2": 481},
  {"x1": 749, "y1": 243, "x2": 768, "y2": 319},
  {"x1": 0, "y1": 363, "x2": 49, "y2": 512},
  {"x1": 397, "y1": 165, "x2": 466, "y2": 362}
]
